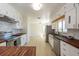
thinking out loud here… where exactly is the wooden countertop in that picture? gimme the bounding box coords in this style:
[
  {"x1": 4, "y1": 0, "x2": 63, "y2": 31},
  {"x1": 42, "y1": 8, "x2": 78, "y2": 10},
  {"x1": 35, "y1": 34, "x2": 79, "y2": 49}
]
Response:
[
  {"x1": 0, "y1": 46, "x2": 36, "y2": 56},
  {"x1": 50, "y1": 33, "x2": 79, "y2": 49}
]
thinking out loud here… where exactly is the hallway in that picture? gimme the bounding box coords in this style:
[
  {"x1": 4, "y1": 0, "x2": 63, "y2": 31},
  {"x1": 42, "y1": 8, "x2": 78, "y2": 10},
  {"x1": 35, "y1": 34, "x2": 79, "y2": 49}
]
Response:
[{"x1": 26, "y1": 36, "x2": 56, "y2": 56}]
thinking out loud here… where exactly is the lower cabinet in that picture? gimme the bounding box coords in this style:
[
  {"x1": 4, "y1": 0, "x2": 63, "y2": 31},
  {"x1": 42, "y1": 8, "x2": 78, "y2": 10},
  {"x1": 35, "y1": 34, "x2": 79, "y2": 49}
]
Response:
[
  {"x1": 0, "y1": 42, "x2": 6, "y2": 46},
  {"x1": 7, "y1": 38, "x2": 21, "y2": 46},
  {"x1": 20, "y1": 34, "x2": 27, "y2": 46},
  {"x1": 16, "y1": 38, "x2": 21, "y2": 46},
  {"x1": 60, "y1": 41, "x2": 79, "y2": 56},
  {"x1": 49, "y1": 34, "x2": 54, "y2": 49},
  {"x1": 0, "y1": 34, "x2": 27, "y2": 46},
  {"x1": 6, "y1": 41, "x2": 14, "y2": 46}
]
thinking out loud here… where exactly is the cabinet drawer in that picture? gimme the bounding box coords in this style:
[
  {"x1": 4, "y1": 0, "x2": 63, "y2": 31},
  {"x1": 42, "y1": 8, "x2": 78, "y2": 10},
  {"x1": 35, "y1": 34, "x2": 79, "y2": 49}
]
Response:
[
  {"x1": 64, "y1": 3, "x2": 75, "y2": 12},
  {"x1": 60, "y1": 41, "x2": 79, "y2": 56},
  {"x1": 60, "y1": 41, "x2": 70, "y2": 56}
]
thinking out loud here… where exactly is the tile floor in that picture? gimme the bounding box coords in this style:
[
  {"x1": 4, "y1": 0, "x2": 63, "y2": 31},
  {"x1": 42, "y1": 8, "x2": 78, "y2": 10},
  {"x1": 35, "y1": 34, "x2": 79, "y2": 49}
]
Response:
[{"x1": 26, "y1": 36, "x2": 56, "y2": 56}]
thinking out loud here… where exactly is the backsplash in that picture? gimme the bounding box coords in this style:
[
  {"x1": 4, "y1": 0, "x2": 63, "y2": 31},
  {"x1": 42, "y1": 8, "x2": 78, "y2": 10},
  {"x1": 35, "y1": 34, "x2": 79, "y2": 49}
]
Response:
[
  {"x1": 0, "y1": 21, "x2": 16, "y2": 32},
  {"x1": 67, "y1": 29, "x2": 79, "y2": 40},
  {"x1": 62, "y1": 29, "x2": 79, "y2": 40}
]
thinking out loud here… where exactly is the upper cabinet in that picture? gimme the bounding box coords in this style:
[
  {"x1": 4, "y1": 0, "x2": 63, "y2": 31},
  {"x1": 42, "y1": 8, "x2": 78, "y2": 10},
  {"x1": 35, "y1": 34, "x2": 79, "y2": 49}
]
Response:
[
  {"x1": 65, "y1": 7, "x2": 77, "y2": 29},
  {"x1": 64, "y1": 3, "x2": 79, "y2": 29},
  {"x1": 52, "y1": 3, "x2": 79, "y2": 30},
  {"x1": 0, "y1": 4, "x2": 22, "y2": 29},
  {"x1": 64, "y1": 3, "x2": 75, "y2": 12},
  {"x1": 75, "y1": 4, "x2": 79, "y2": 29}
]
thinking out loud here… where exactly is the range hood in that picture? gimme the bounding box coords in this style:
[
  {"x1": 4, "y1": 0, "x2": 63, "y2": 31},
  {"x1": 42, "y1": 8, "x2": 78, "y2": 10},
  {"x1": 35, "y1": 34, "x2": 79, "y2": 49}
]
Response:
[{"x1": 0, "y1": 14, "x2": 18, "y2": 23}]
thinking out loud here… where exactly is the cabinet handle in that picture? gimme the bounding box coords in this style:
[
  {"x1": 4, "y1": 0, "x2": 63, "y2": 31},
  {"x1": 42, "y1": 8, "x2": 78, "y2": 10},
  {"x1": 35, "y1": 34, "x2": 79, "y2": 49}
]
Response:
[{"x1": 69, "y1": 16, "x2": 71, "y2": 24}]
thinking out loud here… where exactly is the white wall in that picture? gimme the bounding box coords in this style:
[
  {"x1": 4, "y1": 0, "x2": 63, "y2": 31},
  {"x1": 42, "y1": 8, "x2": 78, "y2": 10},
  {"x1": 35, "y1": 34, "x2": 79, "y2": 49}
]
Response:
[
  {"x1": 26, "y1": 11, "x2": 51, "y2": 39},
  {"x1": 62, "y1": 29, "x2": 79, "y2": 40}
]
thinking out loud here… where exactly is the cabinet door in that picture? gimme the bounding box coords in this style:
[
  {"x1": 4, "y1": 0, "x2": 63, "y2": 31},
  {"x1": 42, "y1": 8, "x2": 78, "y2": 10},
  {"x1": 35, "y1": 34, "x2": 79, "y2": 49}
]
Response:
[
  {"x1": 60, "y1": 41, "x2": 79, "y2": 56},
  {"x1": 6, "y1": 41, "x2": 14, "y2": 46},
  {"x1": 65, "y1": 8, "x2": 77, "y2": 29},
  {"x1": 49, "y1": 34, "x2": 54, "y2": 49},
  {"x1": 20, "y1": 34, "x2": 27, "y2": 46},
  {"x1": 64, "y1": 3, "x2": 75, "y2": 12},
  {"x1": 0, "y1": 42, "x2": 6, "y2": 46},
  {"x1": 16, "y1": 38, "x2": 21, "y2": 46},
  {"x1": 76, "y1": 3, "x2": 79, "y2": 29}
]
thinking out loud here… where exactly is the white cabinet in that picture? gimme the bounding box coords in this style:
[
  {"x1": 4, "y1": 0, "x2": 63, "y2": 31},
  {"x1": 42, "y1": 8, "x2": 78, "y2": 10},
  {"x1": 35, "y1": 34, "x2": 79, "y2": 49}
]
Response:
[
  {"x1": 49, "y1": 34, "x2": 54, "y2": 49},
  {"x1": 64, "y1": 3, "x2": 75, "y2": 12},
  {"x1": 75, "y1": 4, "x2": 79, "y2": 29},
  {"x1": 0, "y1": 3, "x2": 22, "y2": 29},
  {"x1": 0, "y1": 4, "x2": 7, "y2": 15},
  {"x1": 60, "y1": 41, "x2": 79, "y2": 56},
  {"x1": 20, "y1": 34, "x2": 27, "y2": 46},
  {"x1": 0, "y1": 42, "x2": 6, "y2": 46},
  {"x1": 65, "y1": 8, "x2": 77, "y2": 29},
  {"x1": 64, "y1": 3, "x2": 79, "y2": 29}
]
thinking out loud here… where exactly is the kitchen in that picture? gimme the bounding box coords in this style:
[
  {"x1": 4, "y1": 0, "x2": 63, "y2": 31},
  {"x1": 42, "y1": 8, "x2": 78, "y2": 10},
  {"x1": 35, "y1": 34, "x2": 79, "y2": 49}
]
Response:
[
  {"x1": 0, "y1": 3, "x2": 79, "y2": 56},
  {"x1": 0, "y1": 3, "x2": 35, "y2": 56},
  {"x1": 47, "y1": 3, "x2": 79, "y2": 56}
]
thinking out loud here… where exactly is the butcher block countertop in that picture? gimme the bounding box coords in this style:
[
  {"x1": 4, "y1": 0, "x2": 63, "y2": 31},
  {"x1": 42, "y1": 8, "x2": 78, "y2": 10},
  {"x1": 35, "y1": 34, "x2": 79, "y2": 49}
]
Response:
[{"x1": 0, "y1": 46, "x2": 36, "y2": 56}]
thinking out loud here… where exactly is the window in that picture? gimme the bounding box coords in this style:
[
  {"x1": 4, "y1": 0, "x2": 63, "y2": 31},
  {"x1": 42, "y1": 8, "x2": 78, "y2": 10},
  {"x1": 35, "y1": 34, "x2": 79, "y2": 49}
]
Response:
[
  {"x1": 58, "y1": 20, "x2": 63, "y2": 32},
  {"x1": 62, "y1": 20, "x2": 67, "y2": 32},
  {"x1": 52, "y1": 15, "x2": 67, "y2": 33},
  {"x1": 58, "y1": 19, "x2": 67, "y2": 32}
]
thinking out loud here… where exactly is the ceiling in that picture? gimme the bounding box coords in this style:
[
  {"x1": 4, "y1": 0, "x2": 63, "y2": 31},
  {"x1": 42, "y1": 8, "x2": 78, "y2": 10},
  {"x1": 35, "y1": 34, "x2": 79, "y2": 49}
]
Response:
[{"x1": 9, "y1": 3, "x2": 65, "y2": 19}]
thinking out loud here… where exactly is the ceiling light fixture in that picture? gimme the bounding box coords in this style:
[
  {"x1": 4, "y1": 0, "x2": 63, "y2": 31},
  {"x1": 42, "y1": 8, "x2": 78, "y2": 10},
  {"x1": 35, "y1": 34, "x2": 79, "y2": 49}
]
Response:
[{"x1": 32, "y1": 3, "x2": 42, "y2": 11}]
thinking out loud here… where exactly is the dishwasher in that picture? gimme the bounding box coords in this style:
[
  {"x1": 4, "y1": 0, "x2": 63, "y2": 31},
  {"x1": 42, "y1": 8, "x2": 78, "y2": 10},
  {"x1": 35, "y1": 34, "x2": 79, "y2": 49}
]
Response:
[{"x1": 53, "y1": 36, "x2": 60, "y2": 56}]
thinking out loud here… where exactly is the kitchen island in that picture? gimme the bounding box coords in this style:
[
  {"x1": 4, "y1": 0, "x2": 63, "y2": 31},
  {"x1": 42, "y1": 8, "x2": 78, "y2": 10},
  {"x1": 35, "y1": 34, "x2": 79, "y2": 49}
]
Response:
[
  {"x1": 0, "y1": 33, "x2": 27, "y2": 46},
  {"x1": 0, "y1": 46, "x2": 36, "y2": 56}
]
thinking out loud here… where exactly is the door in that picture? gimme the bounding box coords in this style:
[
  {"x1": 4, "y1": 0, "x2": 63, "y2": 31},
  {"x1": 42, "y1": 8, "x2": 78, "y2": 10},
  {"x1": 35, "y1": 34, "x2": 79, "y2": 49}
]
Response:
[{"x1": 30, "y1": 22, "x2": 44, "y2": 38}]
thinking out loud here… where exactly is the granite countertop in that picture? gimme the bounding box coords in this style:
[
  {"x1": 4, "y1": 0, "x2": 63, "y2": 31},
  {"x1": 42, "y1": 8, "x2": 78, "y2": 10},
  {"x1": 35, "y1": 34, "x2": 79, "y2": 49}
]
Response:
[
  {"x1": 0, "y1": 33, "x2": 26, "y2": 43},
  {"x1": 50, "y1": 33, "x2": 79, "y2": 49}
]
